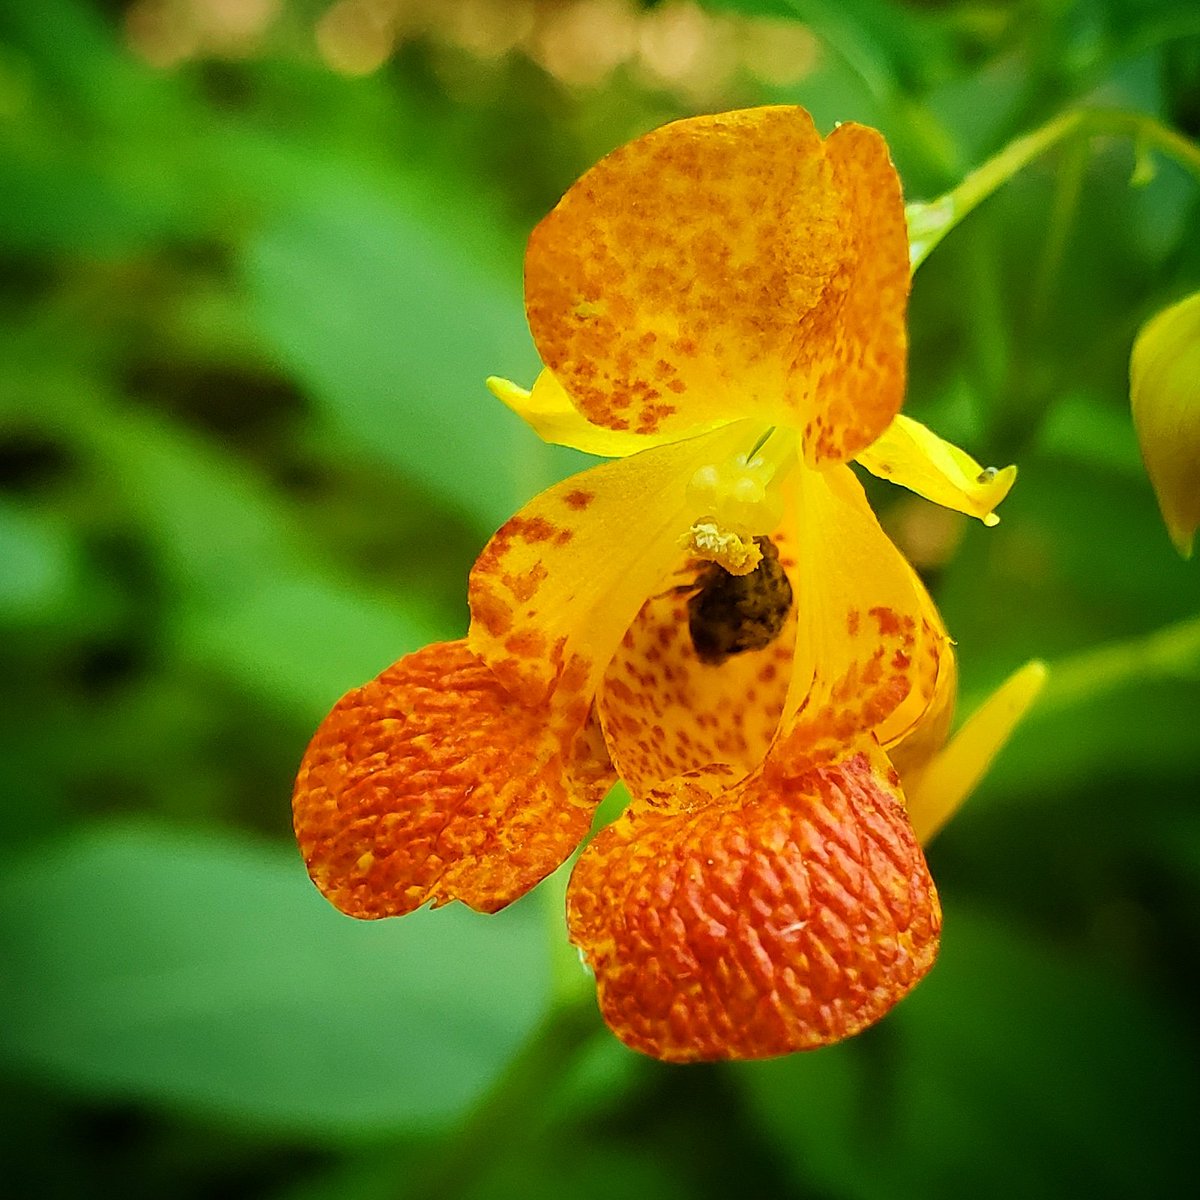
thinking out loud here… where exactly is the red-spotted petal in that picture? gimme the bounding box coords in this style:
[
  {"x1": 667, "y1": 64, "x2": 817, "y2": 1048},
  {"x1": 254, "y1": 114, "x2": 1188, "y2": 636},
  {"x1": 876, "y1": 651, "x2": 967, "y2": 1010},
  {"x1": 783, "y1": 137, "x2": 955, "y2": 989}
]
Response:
[
  {"x1": 293, "y1": 639, "x2": 613, "y2": 918},
  {"x1": 884, "y1": 579, "x2": 957, "y2": 784},
  {"x1": 781, "y1": 464, "x2": 947, "y2": 769},
  {"x1": 798, "y1": 122, "x2": 910, "y2": 465},
  {"x1": 524, "y1": 106, "x2": 909, "y2": 463},
  {"x1": 567, "y1": 745, "x2": 940, "y2": 1061},
  {"x1": 596, "y1": 538, "x2": 797, "y2": 801},
  {"x1": 467, "y1": 420, "x2": 758, "y2": 716}
]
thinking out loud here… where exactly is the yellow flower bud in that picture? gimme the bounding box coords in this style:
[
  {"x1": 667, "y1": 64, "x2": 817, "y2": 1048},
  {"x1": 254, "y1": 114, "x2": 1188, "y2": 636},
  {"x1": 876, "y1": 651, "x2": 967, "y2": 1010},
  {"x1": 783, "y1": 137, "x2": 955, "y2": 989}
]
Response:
[{"x1": 1130, "y1": 290, "x2": 1200, "y2": 558}]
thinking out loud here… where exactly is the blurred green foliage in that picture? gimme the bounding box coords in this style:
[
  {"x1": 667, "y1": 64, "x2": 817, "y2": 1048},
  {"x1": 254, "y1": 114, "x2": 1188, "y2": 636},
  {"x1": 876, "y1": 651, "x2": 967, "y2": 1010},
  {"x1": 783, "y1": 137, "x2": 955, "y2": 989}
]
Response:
[{"x1": 1, "y1": 0, "x2": 1198, "y2": 1197}]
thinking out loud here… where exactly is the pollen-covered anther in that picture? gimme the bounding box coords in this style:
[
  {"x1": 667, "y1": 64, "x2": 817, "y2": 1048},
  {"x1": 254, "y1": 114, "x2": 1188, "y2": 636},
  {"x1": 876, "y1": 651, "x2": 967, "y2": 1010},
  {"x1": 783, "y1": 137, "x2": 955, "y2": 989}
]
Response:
[{"x1": 681, "y1": 518, "x2": 763, "y2": 575}]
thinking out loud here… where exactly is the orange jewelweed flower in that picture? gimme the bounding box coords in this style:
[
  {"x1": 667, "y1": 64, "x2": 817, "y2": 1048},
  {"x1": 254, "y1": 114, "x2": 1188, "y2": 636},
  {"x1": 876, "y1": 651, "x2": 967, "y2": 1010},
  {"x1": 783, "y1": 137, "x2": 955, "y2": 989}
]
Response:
[{"x1": 293, "y1": 107, "x2": 1042, "y2": 1062}]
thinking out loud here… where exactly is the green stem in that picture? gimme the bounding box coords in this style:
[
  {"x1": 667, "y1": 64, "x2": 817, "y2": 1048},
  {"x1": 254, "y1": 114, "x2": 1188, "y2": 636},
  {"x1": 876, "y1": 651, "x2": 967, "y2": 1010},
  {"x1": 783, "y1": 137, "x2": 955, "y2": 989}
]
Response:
[
  {"x1": 908, "y1": 108, "x2": 1200, "y2": 272},
  {"x1": 540, "y1": 858, "x2": 592, "y2": 1006},
  {"x1": 1028, "y1": 133, "x2": 1089, "y2": 328},
  {"x1": 960, "y1": 614, "x2": 1200, "y2": 720},
  {"x1": 401, "y1": 999, "x2": 599, "y2": 1200},
  {"x1": 1035, "y1": 613, "x2": 1200, "y2": 715}
]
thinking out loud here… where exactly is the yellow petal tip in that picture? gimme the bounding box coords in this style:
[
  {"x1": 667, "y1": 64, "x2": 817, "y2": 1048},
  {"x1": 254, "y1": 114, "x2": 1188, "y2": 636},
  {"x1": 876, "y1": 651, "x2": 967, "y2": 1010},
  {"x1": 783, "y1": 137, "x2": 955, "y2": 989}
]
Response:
[
  {"x1": 974, "y1": 463, "x2": 1017, "y2": 523},
  {"x1": 489, "y1": 368, "x2": 681, "y2": 457},
  {"x1": 905, "y1": 657, "x2": 1047, "y2": 845},
  {"x1": 487, "y1": 374, "x2": 527, "y2": 404},
  {"x1": 857, "y1": 416, "x2": 1019, "y2": 524},
  {"x1": 1013, "y1": 658, "x2": 1049, "y2": 695},
  {"x1": 1168, "y1": 523, "x2": 1196, "y2": 560}
]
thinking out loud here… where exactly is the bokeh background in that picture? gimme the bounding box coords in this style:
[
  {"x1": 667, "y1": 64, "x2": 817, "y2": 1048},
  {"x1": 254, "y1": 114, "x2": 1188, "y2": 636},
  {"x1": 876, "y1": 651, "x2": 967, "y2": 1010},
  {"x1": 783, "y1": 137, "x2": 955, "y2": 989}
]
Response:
[{"x1": 2, "y1": 1, "x2": 1199, "y2": 1197}]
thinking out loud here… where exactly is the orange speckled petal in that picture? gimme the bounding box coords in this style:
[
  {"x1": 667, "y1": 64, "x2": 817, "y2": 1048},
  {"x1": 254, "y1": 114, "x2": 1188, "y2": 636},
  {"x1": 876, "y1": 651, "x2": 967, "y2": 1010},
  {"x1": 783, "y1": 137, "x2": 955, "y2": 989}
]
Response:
[
  {"x1": 798, "y1": 122, "x2": 910, "y2": 466},
  {"x1": 293, "y1": 639, "x2": 613, "y2": 919},
  {"x1": 783, "y1": 464, "x2": 947, "y2": 769},
  {"x1": 468, "y1": 420, "x2": 758, "y2": 716},
  {"x1": 875, "y1": 555, "x2": 955, "y2": 776},
  {"x1": 525, "y1": 107, "x2": 908, "y2": 462},
  {"x1": 884, "y1": 595, "x2": 957, "y2": 784},
  {"x1": 596, "y1": 540, "x2": 797, "y2": 801},
  {"x1": 488, "y1": 370, "x2": 726, "y2": 458},
  {"x1": 567, "y1": 745, "x2": 940, "y2": 1061}
]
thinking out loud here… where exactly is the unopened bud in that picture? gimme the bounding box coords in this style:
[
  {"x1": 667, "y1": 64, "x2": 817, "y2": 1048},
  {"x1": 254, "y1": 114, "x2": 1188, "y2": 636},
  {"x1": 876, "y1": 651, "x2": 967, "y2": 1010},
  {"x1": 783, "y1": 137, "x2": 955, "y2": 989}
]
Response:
[{"x1": 1130, "y1": 290, "x2": 1200, "y2": 558}]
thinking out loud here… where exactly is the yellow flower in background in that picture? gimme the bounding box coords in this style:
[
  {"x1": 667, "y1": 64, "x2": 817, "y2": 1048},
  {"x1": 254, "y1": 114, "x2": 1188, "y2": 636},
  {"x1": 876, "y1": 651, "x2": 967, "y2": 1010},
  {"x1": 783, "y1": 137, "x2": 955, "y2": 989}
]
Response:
[
  {"x1": 1131, "y1": 289, "x2": 1200, "y2": 558},
  {"x1": 293, "y1": 107, "x2": 1041, "y2": 1062}
]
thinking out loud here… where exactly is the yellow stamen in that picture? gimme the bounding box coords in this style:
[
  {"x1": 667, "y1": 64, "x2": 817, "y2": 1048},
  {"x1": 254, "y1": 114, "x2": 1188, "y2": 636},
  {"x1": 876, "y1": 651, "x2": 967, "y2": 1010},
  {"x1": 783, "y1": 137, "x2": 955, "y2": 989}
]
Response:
[
  {"x1": 680, "y1": 520, "x2": 763, "y2": 575},
  {"x1": 682, "y1": 430, "x2": 797, "y2": 574}
]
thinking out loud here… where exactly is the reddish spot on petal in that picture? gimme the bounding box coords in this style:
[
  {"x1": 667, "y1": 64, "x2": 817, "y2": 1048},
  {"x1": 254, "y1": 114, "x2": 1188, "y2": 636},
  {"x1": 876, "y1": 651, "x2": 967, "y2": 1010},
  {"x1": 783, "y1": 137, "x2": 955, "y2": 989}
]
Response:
[
  {"x1": 505, "y1": 628, "x2": 548, "y2": 659},
  {"x1": 472, "y1": 588, "x2": 512, "y2": 637},
  {"x1": 517, "y1": 516, "x2": 556, "y2": 542},
  {"x1": 504, "y1": 563, "x2": 548, "y2": 604},
  {"x1": 871, "y1": 606, "x2": 901, "y2": 636}
]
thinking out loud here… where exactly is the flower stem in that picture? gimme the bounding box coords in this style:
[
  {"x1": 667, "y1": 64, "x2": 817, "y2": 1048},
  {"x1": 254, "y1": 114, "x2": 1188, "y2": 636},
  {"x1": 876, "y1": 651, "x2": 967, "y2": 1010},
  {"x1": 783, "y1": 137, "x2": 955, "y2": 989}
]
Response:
[
  {"x1": 400, "y1": 998, "x2": 599, "y2": 1200},
  {"x1": 908, "y1": 108, "x2": 1200, "y2": 272},
  {"x1": 540, "y1": 856, "x2": 593, "y2": 1006}
]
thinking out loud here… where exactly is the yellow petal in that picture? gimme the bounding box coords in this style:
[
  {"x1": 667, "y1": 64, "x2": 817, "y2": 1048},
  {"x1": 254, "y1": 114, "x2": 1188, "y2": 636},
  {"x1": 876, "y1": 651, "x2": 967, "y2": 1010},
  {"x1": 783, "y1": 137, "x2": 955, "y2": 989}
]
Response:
[
  {"x1": 467, "y1": 420, "x2": 759, "y2": 722},
  {"x1": 780, "y1": 463, "x2": 949, "y2": 768},
  {"x1": 856, "y1": 413, "x2": 1017, "y2": 525},
  {"x1": 883, "y1": 573, "x2": 958, "y2": 781},
  {"x1": 1130, "y1": 290, "x2": 1200, "y2": 558},
  {"x1": 524, "y1": 107, "x2": 909, "y2": 463},
  {"x1": 905, "y1": 660, "x2": 1048, "y2": 844},
  {"x1": 487, "y1": 370, "x2": 719, "y2": 457}
]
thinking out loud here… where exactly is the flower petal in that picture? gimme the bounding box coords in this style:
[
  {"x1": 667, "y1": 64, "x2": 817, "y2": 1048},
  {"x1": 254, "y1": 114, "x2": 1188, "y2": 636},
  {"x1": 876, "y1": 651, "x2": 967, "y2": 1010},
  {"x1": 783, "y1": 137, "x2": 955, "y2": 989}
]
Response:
[
  {"x1": 884, "y1": 605, "x2": 957, "y2": 784},
  {"x1": 292, "y1": 639, "x2": 613, "y2": 918},
  {"x1": 524, "y1": 107, "x2": 908, "y2": 461},
  {"x1": 595, "y1": 540, "x2": 797, "y2": 800},
  {"x1": 905, "y1": 660, "x2": 1047, "y2": 844},
  {"x1": 782, "y1": 464, "x2": 948, "y2": 767},
  {"x1": 567, "y1": 745, "x2": 940, "y2": 1061},
  {"x1": 802, "y1": 121, "x2": 911, "y2": 466},
  {"x1": 488, "y1": 370, "x2": 721, "y2": 457},
  {"x1": 468, "y1": 420, "x2": 758, "y2": 716},
  {"x1": 856, "y1": 413, "x2": 1017, "y2": 525}
]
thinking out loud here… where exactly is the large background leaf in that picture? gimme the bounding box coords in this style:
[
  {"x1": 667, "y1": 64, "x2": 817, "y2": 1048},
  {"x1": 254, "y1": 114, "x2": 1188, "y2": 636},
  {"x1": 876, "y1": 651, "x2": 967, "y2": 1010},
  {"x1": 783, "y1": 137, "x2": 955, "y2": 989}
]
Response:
[
  {"x1": 0, "y1": 823, "x2": 550, "y2": 1139},
  {"x1": 2, "y1": 0, "x2": 1198, "y2": 1196}
]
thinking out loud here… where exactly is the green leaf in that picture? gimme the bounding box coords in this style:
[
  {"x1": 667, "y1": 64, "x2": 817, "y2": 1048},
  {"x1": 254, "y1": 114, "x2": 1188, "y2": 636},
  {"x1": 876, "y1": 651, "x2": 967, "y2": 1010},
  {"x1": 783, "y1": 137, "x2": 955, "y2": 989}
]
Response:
[
  {"x1": 700, "y1": 0, "x2": 945, "y2": 97},
  {"x1": 735, "y1": 904, "x2": 1199, "y2": 1199},
  {"x1": 0, "y1": 502, "x2": 77, "y2": 624},
  {"x1": 177, "y1": 571, "x2": 447, "y2": 726},
  {"x1": 1033, "y1": 389, "x2": 1144, "y2": 476},
  {"x1": 0, "y1": 823, "x2": 551, "y2": 1139},
  {"x1": 6, "y1": 366, "x2": 448, "y2": 720},
  {"x1": 0, "y1": 1, "x2": 211, "y2": 254},
  {"x1": 241, "y1": 168, "x2": 541, "y2": 533}
]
